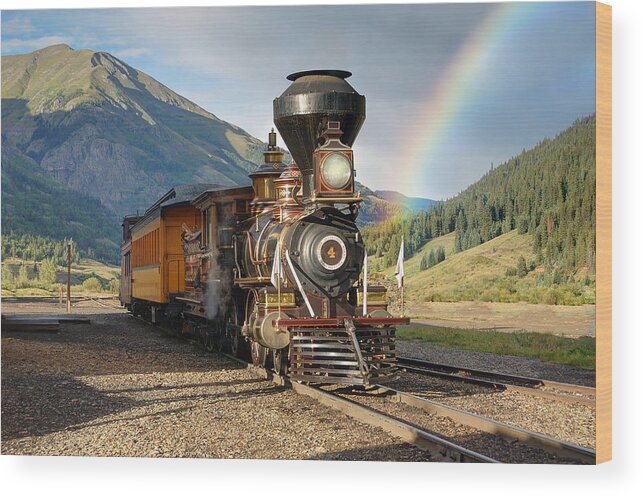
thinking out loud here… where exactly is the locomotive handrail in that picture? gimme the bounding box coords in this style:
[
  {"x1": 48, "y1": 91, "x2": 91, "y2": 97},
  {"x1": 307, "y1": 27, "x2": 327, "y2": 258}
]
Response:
[
  {"x1": 244, "y1": 231, "x2": 268, "y2": 265},
  {"x1": 285, "y1": 249, "x2": 315, "y2": 317}
]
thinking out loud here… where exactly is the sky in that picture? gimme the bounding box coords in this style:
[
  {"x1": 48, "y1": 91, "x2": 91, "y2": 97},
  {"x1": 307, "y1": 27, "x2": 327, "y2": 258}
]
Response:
[{"x1": 1, "y1": 2, "x2": 596, "y2": 199}]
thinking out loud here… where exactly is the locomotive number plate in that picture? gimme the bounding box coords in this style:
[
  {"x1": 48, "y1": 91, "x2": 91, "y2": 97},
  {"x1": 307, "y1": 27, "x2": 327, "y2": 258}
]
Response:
[{"x1": 317, "y1": 235, "x2": 347, "y2": 271}]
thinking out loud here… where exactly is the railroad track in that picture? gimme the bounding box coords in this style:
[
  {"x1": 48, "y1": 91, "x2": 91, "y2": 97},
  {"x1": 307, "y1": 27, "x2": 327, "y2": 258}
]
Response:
[
  {"x1": 130, "y1": 315, "x2": 595, "y2": 463},
  {"x1": 250, "y1": 363, "x2": 497, "y2": 463},
  {"x1": 131, "y1": 317, "x2": 496, "y2": 462},
  {"x1": 258, "y1": 368, "x2": 595, "y2": 464},
  {"x1": 397, "y1": 356, "x2": 596, "y2": 406},
  {"x1": 234, "y1": 355, "x2": 595, "y2": 463},
  {"x1": 371, "y1": 384, "x2": 594, "y2": 463},
  {"x1": 83, "y1": 297, "x2": 122, "y2": 309}
]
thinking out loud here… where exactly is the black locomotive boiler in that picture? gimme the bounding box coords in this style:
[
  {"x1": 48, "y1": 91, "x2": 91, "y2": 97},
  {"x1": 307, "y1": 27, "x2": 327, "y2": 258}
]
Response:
[{"x1": 120, "y1": 70, "x2": 409, "y2": 385}]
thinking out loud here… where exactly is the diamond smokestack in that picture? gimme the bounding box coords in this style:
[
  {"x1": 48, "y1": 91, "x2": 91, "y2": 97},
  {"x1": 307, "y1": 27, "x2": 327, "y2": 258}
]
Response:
[{"x1": 273, "y1": 70, "x2": 366, "y2": 200}]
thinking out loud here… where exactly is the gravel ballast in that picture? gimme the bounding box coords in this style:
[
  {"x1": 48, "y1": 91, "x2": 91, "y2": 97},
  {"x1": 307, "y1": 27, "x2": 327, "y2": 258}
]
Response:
[
  {"x1": 1, "y1": 301, "x2": 596, "y2": 462},
  {"x1": 393, "y1": 373, "x2": 596, "y2": 449},
  {"x1": 1, "y1": 310, "x2": 431, "y2": 461},
  {"x1": 396, "y1": 340, "x2": 596, "y2": 387}
]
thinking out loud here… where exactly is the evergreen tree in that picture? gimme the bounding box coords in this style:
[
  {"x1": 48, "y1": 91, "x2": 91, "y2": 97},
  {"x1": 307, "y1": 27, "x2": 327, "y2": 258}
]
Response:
[
  {"x1": 2, "y1": 264, "x2": 15, "y2": 290},
  {"x1": 420, "y1": 248, "x2": 444, "y2": 271},
  {"x1": 17, "y1": 264, "x2": 29, "y2": 288},
  {"x1": 436, "y1": 246, "x2": 446, "y2": 263},
  {"x1": 516, "y1": 255, "x2": 528, "y2": 277}
]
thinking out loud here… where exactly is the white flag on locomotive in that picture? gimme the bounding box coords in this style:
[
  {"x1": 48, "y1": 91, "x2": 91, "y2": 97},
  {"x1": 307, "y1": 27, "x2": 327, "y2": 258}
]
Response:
[
  {"x1": 394, "y1": 239, "x2": 405, "y2": 288},
  {"x1": 271, "y1": 240, "x2": 283, "y2": 288},
  {"x1": 362, "y1": 249, "x2": 368, "y2": 317}
]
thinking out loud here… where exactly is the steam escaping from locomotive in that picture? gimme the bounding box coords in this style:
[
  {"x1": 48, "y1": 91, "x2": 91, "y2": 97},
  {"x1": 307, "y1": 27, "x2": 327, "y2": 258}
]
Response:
[
  {"x1": 204, "y1": 205, "x2": 234, "y2": 321},
  {"x1": 204, "y1": 245, "x2": 227, "y2": 321}
]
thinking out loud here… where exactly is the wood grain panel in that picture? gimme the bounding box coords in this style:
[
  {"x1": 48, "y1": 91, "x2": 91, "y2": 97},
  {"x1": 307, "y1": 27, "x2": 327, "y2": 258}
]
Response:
[{"x1": 595, "y1": 1, "x2": 612, "y2": 464}]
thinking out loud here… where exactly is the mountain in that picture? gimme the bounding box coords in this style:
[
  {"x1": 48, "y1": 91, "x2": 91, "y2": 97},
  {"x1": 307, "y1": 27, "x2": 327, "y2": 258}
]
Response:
[
  {"x1": 2, "y1": 44, "x2": 266, "y2": 219},
  {"x1": 1, "y1": 44, "x2": 403, "y2": 263},
  {"x1": 362, "y1": 115, "x2": 596, "y2": 278},
  {"x1": 373, "y1": 190, "x2": 438, "y2": 212},
  {"x1": 355, "y1": 183, "x2": 406, "y2": 226}
]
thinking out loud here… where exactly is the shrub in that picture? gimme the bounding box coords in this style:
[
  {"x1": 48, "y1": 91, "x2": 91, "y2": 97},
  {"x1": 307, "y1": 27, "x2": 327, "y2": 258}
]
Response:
[
  {"x1": 39, "y1": 259, "x2": 58, "y2": 286},
  {"x1": 544, "y1": 287, "x2": 562, "y2": 305},
  {"x1": 108, "y1": 278, "x2": 120, "y2": 294},
  {"x1": 82, "y1": 277, "x2": 103, "y2": 293}
]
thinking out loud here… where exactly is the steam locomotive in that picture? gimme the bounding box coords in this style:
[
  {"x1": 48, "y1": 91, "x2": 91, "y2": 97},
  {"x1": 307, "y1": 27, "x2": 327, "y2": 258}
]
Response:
[{"x1": 120, "y1": 70, "x2": 409, "y2": 385}]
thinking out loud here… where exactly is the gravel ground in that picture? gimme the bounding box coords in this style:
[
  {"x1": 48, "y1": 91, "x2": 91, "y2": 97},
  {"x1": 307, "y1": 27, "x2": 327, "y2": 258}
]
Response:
[
  {"x1": 393, "y1": 373, "x2": 596, "y2": 449},
  {"x1": 1, "y1": 308, "x2": 433, "y2": 461},
  {"x1": 324, "y1": 386, "x2": 583, "y2": 464},
  {"x1": 1, "y1": 300, "x2": 596, "y2": 462},
  {"x1": 396, "y1": 340, "x2": 596, "y2": 387}
]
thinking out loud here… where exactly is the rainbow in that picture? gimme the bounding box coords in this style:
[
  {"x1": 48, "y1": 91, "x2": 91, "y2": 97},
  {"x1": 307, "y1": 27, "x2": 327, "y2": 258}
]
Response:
[{"x1": 400, "y1": 2, "x2": 536, "y2": 198}]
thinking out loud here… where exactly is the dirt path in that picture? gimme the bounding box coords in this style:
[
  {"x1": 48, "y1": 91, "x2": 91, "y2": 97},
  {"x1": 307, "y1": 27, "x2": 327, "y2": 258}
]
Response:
[{"x1": 411, "y1": 301, "x2": 595, "y2": 337}]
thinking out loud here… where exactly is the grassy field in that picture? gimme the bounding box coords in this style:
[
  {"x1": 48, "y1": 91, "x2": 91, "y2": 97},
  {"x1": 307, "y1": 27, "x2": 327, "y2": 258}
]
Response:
[
  {"x1": 377, "y1": 230, "x2": 595, "y2": 306},
  {"x1": 2, "y1": 257, "x2": 120, "y2": 297},
  {"x1": 398, "y1": 323, "x2": 596, "y2": 370}
]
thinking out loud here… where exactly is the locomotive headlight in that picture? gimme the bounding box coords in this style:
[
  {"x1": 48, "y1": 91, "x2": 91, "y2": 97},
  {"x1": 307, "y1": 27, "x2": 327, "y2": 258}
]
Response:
[{"x1": 321, "y1": 153, "x2": 352, "y2": 190}]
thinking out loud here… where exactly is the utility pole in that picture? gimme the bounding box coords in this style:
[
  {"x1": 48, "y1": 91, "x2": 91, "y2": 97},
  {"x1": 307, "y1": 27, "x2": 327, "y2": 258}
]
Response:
[{"x1": 67, "y1": 239, "x2": 72, "y2": 314}]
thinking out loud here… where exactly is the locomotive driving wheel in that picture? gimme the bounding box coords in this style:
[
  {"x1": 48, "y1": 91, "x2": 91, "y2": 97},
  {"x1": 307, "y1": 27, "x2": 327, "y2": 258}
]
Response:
[
  {"x1": 215, "y1": 328, "x2": 225, "y2": 352},
  {"x1": 204, "y1": 331, "x2": 216, "y2": 353},
  {"x1": 228, "y1": 304, "x2": 248, "y2": 359}
]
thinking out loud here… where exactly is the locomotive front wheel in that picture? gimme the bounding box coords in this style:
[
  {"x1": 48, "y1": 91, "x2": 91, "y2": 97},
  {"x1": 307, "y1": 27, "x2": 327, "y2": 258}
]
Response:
[
  {"x1": 250, "y1": 341, "x2": 268, "y2": 367},
  {"x1": 272, "y1": 347, "x2": 289, "y2": 376}
]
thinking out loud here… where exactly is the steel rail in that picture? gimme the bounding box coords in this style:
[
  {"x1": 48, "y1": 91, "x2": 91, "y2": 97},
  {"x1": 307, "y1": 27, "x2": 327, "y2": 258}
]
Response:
[
  {"x1": 129, "y1": 315, "x2": 589, "y2": 463},
  {"x1": 398, "y1": 357, "x2": 595, "y2": 406},
  {"x1": 373, "y1": 384, "x2": 596, "y2": 464},
  {"x1": 211, "y1": 346, "x2": 497, "y2": 463},
  {"x1": 247, "y1": 364, "x2": 498, "y2": 463}
]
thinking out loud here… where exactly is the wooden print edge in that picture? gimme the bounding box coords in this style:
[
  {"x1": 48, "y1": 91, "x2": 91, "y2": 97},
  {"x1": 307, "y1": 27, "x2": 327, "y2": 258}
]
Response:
[{"x1": 595, "y1": 0, "x2": 612, "y2": 464}]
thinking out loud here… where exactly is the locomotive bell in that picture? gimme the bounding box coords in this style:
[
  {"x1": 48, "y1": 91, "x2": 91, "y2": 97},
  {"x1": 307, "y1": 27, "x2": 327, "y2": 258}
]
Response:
[{"x1": 273, "y1": 70, "x2": 366, "y2": 200}]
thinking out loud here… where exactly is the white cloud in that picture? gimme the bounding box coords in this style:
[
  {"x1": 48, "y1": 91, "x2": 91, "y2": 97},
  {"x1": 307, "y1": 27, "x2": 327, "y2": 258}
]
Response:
[
  {"x1": 0, "y1": 15, "x2": 37, "y2": 37},
  {"x1": 1, "y1": 36, "x2": 74, "y2": 53},
  {"x1": 111, "y1": 47, "x2": 152, "y2": 59}
]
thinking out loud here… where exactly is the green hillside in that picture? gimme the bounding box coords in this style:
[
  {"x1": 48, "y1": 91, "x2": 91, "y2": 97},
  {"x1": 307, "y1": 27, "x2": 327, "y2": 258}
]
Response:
[
  {"x1": 363, "y1": 115, "x2": 596, "y2": 282},
  {"x1": 373, "y1": 229, "x2": 594, "y2": 306},
  {"x1": 1, "y1": 146, "x2": 121, "y2": 263},
  {"x1": 407, "y1": 231, "x2": 593, "y2": 305}
]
